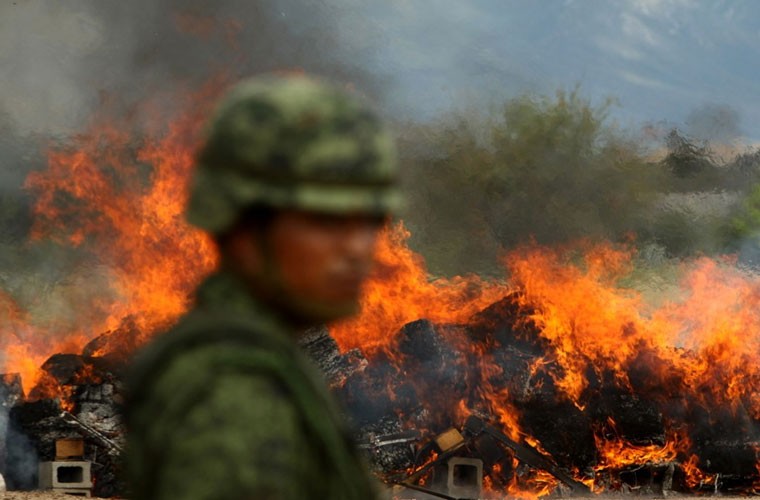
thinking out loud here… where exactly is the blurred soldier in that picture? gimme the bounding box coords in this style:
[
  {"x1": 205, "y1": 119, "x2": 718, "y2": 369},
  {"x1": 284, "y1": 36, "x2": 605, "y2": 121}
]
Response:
[{"x1": 124, "y1": 75, "x2": 399, "y2": 499}]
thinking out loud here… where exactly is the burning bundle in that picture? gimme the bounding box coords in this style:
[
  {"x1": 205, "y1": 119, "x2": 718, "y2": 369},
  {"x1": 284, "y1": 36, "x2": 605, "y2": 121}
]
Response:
[
  {"x1": 1, "y1": 328, "x2": 129, "y2": 497},
  {"x1": 326, "y1": 235, "x2": 760, "y2": 497},
  {"x1": 4, "y1": 234, "x2": 760, "y2": 498}
]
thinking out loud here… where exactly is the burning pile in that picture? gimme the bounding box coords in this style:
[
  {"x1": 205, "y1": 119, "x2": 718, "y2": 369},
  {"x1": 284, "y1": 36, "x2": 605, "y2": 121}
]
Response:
[
  {"x1": 2, "y1": 81, "x2": 760, "y2": 498},
  {"x1": 330, "y1": 232, "x2": 760, "y2": 496}
]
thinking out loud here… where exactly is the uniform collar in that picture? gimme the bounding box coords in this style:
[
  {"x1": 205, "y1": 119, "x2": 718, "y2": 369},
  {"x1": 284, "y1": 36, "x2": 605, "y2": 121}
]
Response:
[{"x1": 194, "y1": 271, "x2": 297, "y2": 337}]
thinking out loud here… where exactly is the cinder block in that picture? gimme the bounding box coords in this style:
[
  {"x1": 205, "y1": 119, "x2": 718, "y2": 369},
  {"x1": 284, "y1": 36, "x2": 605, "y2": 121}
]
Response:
[
  {"x1": 38, "y1": 461, "x2": 93, "y2": 489},
  {"x1": 447, "y1": 457, "x2": 483, "y2": 499}
]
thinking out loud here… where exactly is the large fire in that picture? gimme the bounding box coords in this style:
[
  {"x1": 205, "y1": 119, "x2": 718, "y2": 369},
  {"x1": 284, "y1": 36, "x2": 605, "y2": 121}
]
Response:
[
  {"x1": 3, "y1": 79, "x2": 760, "y2": 497},
  {"x1": 5, "y1": 80, "x2": 225, "y2": 393},
  {"x1": 332, "y1": 231, "x2": 760, "y2": 495}
]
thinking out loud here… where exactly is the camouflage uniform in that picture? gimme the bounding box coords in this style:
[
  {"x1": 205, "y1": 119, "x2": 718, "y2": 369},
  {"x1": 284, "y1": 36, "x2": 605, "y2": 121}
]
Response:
[{"x1": 124, "y1": 76, "x2": 399, "y2": 500}]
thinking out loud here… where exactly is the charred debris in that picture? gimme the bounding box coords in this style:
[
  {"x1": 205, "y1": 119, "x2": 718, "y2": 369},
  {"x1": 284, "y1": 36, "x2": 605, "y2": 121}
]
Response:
[{"x1": 1, "y1": 294, "x2": 759, "y2": 498}]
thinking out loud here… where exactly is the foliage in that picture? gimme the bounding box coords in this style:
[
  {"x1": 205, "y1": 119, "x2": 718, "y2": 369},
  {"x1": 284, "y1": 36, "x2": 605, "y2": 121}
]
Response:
[
  {"x1": 397, "y1": 91, "x2": 760, "y2": 275},
  {"x1": 398, "y1": 91, "x2": 660, "y2": 275}
]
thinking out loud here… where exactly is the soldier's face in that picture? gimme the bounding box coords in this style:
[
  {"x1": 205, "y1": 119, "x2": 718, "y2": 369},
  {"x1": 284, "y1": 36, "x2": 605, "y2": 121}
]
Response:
[{"x1": 230, "y1": 209, "x2": 386, "y2": 324}]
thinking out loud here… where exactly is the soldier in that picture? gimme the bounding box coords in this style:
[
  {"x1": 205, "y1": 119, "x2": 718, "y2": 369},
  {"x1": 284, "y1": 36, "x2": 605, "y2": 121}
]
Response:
[{"x1": 124, "y1": 75, "x2": 399, "y2": 499}]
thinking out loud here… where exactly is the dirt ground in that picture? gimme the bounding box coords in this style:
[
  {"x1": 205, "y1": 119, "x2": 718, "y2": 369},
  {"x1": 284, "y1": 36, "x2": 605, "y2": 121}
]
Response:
[
  {"x1": 0, "y1": 493, "x2": 753, "y2": 500},
  {"x1": 0, "y1": 492, "x2": 117, "y2": 499}
]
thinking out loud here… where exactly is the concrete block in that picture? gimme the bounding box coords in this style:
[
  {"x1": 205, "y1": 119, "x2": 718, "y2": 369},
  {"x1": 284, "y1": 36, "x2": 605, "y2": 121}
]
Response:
[
  {"x1": 38, "y1": 461, "x2": 92, "y2": 489},
  {"x1": 446, "y1": 457, "x2": 483, "y2": 499}
]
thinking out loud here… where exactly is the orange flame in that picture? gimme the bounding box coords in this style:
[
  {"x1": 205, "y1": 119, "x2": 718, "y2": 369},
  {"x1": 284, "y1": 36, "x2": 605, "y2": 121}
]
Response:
[
  {"x1": 595, "y1": 436, "x2": 677, "y2": 472},
  {"x1": 4, "y1": 77, "x2": 760, "y2": 496},
  {"x1": 6, "y1": 79, "x2": 228, "y2": 394},
  {"x1": 507, "y1": 242, "x2": 760, "y2": 417},
  {"x1": 334, "y1": 236, "x2": 760, "y2": 494},
  {"x1": 330, "y1": 223, "x2": 510, "y2": 354}
]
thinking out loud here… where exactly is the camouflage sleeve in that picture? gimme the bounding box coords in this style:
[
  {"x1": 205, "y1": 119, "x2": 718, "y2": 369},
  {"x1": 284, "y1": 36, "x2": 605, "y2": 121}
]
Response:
[{"x1": 146, "y1": 364, "x2": 312, "y2": 500}]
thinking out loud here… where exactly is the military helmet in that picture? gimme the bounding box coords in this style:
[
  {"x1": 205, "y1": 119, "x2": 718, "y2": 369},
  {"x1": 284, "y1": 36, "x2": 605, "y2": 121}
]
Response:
[{"x1": 186, "y1": 74, "x2": 400, "y2": 233}]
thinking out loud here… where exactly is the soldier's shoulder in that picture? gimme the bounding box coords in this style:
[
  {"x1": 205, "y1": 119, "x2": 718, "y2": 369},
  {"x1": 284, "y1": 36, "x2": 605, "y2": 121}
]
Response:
[
  {"x1": 126, "y1": 336, "x2": 300, "y2": 441},
  {"x1": 125, "y1": 310, "x2": 295, "y2": 414},
  {"x1": 124, "y1": 340, "x2": 311, "y2": 499}
]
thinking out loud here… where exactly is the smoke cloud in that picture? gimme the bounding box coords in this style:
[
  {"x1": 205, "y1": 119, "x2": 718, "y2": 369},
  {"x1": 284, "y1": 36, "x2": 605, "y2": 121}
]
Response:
[
  {"x1": 0, "y1": 0, "x2": 395, "y2": 373},
  {"x1": 0, "y1": 1, "x2": 388, "y2": 135}
]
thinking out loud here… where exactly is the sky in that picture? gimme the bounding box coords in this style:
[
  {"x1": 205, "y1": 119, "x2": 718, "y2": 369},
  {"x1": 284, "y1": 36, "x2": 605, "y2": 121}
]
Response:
[
  {"x1": 354, "y1": 0, "x2": 760, "y2": 139},
  {"x1": 2, "y1": 0, "x2": 760, "y2": 139}
]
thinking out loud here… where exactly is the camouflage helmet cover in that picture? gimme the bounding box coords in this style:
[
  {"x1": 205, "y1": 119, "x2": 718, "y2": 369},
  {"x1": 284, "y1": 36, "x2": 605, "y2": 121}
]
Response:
[{"x1": 187, "y1": 74, "x2": 400, "y2": 233}]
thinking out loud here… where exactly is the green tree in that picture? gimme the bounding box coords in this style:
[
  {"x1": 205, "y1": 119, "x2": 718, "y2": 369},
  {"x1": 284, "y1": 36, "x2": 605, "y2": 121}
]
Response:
[
  {"x1": 399, "y1": 90, "x2": 660, "y2": 275},
  {"x1": 728, "y1": 184, "x2": 760, "y2": 251}
]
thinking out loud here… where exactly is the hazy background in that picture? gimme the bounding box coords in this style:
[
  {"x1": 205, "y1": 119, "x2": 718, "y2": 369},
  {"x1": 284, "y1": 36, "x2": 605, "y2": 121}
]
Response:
[
  {"x1": 4, "y1": 1, "x2": 760, "y2": 136},
  {"x1": 1, "y1": 0, "x2": 760, "y2": 317}
]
